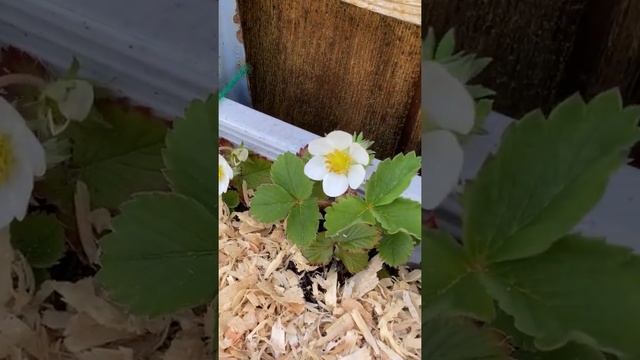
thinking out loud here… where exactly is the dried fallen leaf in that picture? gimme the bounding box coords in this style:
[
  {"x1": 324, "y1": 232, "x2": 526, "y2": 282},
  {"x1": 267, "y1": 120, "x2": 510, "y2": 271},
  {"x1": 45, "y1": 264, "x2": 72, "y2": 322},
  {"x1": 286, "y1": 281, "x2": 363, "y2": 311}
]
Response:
[{"x1": 75, "y1": 181, "x2": 99, "y2": 264}]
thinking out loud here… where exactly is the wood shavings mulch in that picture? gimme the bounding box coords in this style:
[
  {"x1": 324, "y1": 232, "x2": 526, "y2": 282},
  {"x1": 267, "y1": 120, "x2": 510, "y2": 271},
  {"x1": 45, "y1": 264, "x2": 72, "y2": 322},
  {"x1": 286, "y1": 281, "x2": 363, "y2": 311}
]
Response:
[
  {"x1": 0, "y1": 222, "x2": 212, "y2": 360},
  {"x1": 219, "y1": 202, "x2": 422, "y2": 359}
]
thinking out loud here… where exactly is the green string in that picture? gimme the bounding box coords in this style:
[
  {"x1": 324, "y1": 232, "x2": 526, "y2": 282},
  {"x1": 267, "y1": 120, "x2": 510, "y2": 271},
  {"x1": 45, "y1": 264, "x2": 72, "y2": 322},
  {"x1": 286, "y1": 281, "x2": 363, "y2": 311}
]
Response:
[{"x1": 219, "y1": 64, "x2": 251, "y2": 101}]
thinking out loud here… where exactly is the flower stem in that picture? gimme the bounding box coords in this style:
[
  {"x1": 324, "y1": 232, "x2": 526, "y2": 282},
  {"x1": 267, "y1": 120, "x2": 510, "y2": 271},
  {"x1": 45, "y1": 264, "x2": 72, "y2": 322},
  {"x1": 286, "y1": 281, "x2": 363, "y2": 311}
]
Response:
[{"x1": 0, "y1": 73, "x2": 46, "y2": 89}]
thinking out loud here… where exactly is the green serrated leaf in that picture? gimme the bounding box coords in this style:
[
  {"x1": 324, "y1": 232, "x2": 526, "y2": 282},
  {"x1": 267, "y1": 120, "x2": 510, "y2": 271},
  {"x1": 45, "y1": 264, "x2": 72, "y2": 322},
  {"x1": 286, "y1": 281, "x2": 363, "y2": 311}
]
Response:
[
  {"x1": 372, "y1": 197, "x2": 421, "y2": 238},
  {"x1": 250, "y1": 184, "x2": 295, "y2": 223},
  {"x1": 34, "y1": 165, "x2": 76, "y2": 218},
  {"x1": 378, "y1": 231, "x2": 414, "y2": 266},
  {"x1": 465, "y1": 91, "x2": 640, "y2": 262},
  {"x1": 466, "y1": 84, "x2": 496, "y2": 99},
  {"x1": 424, "y1": 317, "x2": 510, "y2": 360},
  {"x1": 335, "y1": 248, "x2": 369, "y2": 274},
  {"x1": 492, "y1": 309, "x2": 536, "y2": 352},
  {"x1": 240, "y1": 156, "x2": 272, "y2": 189},
  {"x1": 271, "y1": 152, "x2": 313, "y2": 200},
  {"x1": 10, "y1": 214, "x2": 66, "y2": 268},
  {"x1": 286, "y1": 198, "x2": 319, "y2": 246},
  {"x1": 423, "y1": 27, "x2": 436, "y2": 60},
  {"x1": 301, "y1": 233, "x2": 334, "y2": 265},
  {"x1": 333, "y1": 223, "x2": 380, "y2": 252},
  {"x1": 365, "y1": 152, "x2": 421, "y2": 206},
  {"x1": 221, "y1": 190, "x2": 240, "y2": 209},
  {"x1": 324, "y1": 196, "x2": 375, "y2": 235},
  {"x1": 98, "y1": 193, "x2": 216, "y2": 316},
  {"x1": 435, "y1": 29, "x2": 456, "y2": 60},
  {"x1": 163, "y1": 97, "x2": 217, "y2": 213},
  {"x1": 32, "y1": 267, "x2": 51, "y2": 286},
  {"x1": 69, "y1": 101, "x2": 168, "y2": 209},
  {"x1": 460, "y1": 99, "x2": 494, "y2": 143},
  {"x1": 423, "y1": 231, "x2": 495, "y2": 322},
  {"x1": 515, "y1": 343, "x2": 606, "y2": 360},
  {"x1": 484, "y1": 235, "x2": 640, "y2": 358},
  {"x1": 494, "y1": 310, "x2": 605, "y2": 360}
]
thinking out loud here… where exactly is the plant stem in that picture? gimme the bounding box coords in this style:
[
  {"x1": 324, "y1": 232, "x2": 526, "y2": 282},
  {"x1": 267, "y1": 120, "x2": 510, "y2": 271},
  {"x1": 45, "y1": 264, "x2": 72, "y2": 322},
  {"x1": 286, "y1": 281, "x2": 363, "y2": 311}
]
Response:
[{"x1": 0, "y1": 73, "x2": 46, "y2": 89}]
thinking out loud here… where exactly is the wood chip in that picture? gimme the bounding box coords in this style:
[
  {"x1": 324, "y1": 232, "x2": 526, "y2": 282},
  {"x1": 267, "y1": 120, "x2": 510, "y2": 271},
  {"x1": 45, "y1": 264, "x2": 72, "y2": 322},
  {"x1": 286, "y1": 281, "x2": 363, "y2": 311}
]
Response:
[
  {"x1": 218, "y1": 203, "x2": 422, "y2": 358},
  {"x1": 325, "y1": 267, "x2": 338, "y2": 309},
  {"x1": 339, "y1": 346, "x2": 371, "y2": 360},
  {"x1": 350, "y1": 310, "x2": 379, "y2": 355}
]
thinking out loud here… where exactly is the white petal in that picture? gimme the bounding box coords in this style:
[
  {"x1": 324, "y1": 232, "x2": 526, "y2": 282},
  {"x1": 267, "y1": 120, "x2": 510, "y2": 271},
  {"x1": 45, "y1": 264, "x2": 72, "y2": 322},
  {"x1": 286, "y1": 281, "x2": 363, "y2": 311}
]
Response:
[
  {"x1": 422, "y1": 130, "x2": 464, "y2": 209},
  {"x1": 0, "y1": 160, "x2": 33, "y2": 228},
  {"x1": 0, "y1": 97, "x2": 46, "y2": 176},
  {"x1": 308, "y1": 138, "x2": 333, "y2": 156},
  {"x1": 347, "y1": 165, "x2": 366, "y2": 189},
  {"x1": 423, "y1": 61, "x2": 475, "y2": 134},
  {"x1": 223, "y1": 161, "x2": 233, "y2": 180},
  {"x1": 219, "y1": 155, "x2": 233, "y2": 179},
  {"x1": 219, "y1": 175, "x2": 230, "y2": 196},
  {"x1": 304, "y1": 156, "x2": 328, "y2": 181},
  {"x1": 349, "y1": 143, "x2": 369, "y2": 165},
  {"x1": 322, "y1": 173, "x2": 349, "y2": 197},
  {"x1": 325, "y1": 130, "x2": 353, "y2": 150}
]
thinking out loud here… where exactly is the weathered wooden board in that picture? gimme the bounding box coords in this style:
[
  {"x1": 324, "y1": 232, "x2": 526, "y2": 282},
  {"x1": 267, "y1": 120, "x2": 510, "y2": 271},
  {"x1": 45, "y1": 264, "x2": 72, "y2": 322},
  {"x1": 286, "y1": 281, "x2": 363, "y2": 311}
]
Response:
[
  {"x1": 425, "y1": 0, "x2": 640, "y2": 164},
  {"x1": 341, "y1": 0, "x2": 421, "y2": 25},
  {"x1": 561, "y1": 0, "x2": 640, "y2": 103},
  {"x1": 424, "y1": 0, "x2": 589, "y2": 118},
  {"x1": 237, "y1": 0, "x2": 421, "y2": 158}
]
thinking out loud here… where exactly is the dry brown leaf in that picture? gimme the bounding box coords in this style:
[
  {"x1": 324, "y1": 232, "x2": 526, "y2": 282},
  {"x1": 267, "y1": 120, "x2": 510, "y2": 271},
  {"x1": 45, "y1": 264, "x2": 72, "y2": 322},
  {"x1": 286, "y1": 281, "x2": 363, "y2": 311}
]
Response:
[
  {"x1": 64, "y1": 313, "x2": 137, "y2": 352},
  {"x1": 76, "y1": 347, "x2": 134, "y2": 360},
  {"x1": 74, "y1": 181, "x2": 100, "y2": 264},
  {"x1": 90, "y1": 208, "x2": 113, "y2": 234}
]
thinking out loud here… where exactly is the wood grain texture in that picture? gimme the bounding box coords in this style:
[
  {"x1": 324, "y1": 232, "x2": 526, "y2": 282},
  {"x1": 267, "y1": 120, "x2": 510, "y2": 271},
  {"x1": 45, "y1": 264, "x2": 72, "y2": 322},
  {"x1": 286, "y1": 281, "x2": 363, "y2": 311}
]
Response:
[
  {"x1": 341, "y1": 0, "x2": 421, "y2": 25},
  {"x1": 561, "y1": 0, "x2": 640, "y2": 103},
  {"x1": 237, "y1": 0, "x2": 421, "y2": 158},
  {"x1": 424, "y1": 0, "x2": 588, "y2": 117}
]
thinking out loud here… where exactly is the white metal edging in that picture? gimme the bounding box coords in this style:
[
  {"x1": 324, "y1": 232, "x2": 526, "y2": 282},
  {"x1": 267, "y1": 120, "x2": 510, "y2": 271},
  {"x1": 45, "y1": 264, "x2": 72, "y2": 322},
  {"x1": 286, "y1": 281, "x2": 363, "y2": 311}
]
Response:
[{"x1": 0, "y1": 0, "x2": 216, "y2": 118}]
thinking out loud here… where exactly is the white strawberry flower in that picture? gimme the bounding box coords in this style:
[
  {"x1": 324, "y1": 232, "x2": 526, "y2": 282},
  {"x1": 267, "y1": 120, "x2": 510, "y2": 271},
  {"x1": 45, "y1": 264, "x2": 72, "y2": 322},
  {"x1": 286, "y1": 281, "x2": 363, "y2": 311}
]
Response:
[
  {"x1": 422, "y1": 60, "x2": 475, "y2": 209},
  {"x1": 43, "y1": 79, "x2": 94, "y2": 135},
  {"x1": 0, "y1": 97, "x2": 46, "y2": 229},
  {"x1": 304, "y1": 130, "x2": 370, "y2": 197},
  {"x1": 219, "y1": 154, "x2": 233, "y2": 196}
]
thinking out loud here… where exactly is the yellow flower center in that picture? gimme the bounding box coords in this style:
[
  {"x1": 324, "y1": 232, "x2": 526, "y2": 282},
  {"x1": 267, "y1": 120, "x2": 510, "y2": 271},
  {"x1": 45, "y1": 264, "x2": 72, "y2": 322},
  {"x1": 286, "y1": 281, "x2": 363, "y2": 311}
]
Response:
[
  {"x1": 218, "y1": 164, "x2": 224, "y2": 182},
  {"x1": 0, "y1": 134, "x2": 14, "y2": 185},
  {"x1": 325, "y1": 149, "x2": 352, "y2": 175}
]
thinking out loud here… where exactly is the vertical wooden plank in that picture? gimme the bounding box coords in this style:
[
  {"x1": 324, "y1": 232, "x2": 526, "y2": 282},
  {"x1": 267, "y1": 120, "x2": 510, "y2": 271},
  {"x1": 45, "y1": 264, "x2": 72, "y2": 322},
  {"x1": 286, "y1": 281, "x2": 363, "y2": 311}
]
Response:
[
  {"x1": 237, "y1": 0, "x2": 421, "y2": 158},
  {"x1": 424, "y1": 0, "x2": 588, "y2": 117},
  {"x1": 561, "y1": 0, "x2": 640, "y2": 103}
]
